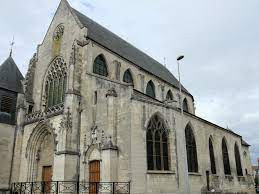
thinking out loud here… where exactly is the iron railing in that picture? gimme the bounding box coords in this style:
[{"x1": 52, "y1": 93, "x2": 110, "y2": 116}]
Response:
[{"x1": 11, "y1": 181, "x2": 130, "y2": 194}]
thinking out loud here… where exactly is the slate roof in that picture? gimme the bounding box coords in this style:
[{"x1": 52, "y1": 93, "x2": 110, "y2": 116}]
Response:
[
  {"x1": 0, "y1": 56, "x2": 24, "y2": 93},
  {"x1": 72, "y1": 8, "x2": 190, "y2": 95}
]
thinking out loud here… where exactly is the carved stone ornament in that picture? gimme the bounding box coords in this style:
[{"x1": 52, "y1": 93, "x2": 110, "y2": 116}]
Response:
[
  {"x1": 53, "y1": 24, "x2": 64, "y2": 41},
  {"x1": 106, "y1": 87, "x2": 118, "y2": 97},
  {"x1": 90, "y1": 123, "x2": 104, "y2": 145},
  {"x1": 24, "y1": 53, "x2": 37, "y2": 103},
  {"x1": 60, "y1": 108, "x2": 72, "y2": 133}
]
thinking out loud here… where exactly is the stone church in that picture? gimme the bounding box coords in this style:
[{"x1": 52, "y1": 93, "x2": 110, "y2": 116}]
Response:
[{"x1": 0, "y1": 0, "x2": 255, "y2": 193}]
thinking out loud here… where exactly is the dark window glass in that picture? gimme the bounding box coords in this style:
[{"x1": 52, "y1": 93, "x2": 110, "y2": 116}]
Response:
[
  {"x1": 222, "y1": 138, "x2": 231, "y2": 175},
  {"x1": 209, "y1": 138, "x2": 216, "y2": 174},
  {"x1": 46, "y1": 76, "x2": 67, "y2": 108},
  {"x1": 0, "y1": 95, "x2": 12, "y2": 114},
  {"x1": 183, "y1": 98, "x2": 189, "y2": 112},
  {"x1": 28, "y1": 105, "x2": 33, "y2": 114},
  {"x1": 185, "y1": 124, "x2": 198, "y2": 172},
  {"x1": 123, "y1": 69, "x2": 133, "y2": 85},
  {"x1": 235, "y1": 143, "x2": 243, "y2": 176},
  {"x1": 93, "y1": 55, "x2": 108, "y2": 77},
  {"x1": 166, "y1": 90, "x2": 173, "y2": 101},
  {"x1": 146, "y1": 81, "x2": 155, "y2": 98},
  {"x1": 94, "y1": 91, "x2": 97, "y2": 105},
  {"x1": 146, "y1": 115, "x2": 169, "y2": 171}
]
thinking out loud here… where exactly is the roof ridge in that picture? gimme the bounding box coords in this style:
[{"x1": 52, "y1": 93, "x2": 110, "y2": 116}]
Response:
[{"x1": 71, "y1": 7, "x2": 191, "y2": 95}]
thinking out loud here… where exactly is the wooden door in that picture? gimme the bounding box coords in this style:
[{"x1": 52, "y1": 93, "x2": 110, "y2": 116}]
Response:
[
  {"x1": 89, "y1": 161, "x2": 100, "y2": 194},
  {"x1": 42, "y1": 166, "x2": 52, "y2": 193}
]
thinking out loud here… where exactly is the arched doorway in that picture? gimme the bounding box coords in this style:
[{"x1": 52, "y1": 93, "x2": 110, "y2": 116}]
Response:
[{"x1": 26, "y1": 122, "x2": 56, "y2": 182}]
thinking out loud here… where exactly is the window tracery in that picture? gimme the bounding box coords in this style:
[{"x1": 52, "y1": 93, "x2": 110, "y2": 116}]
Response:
[
  {"x1": 93, "y1": 54, "x2": 108, "y2": 77},
  {"x1": 146, "y1": 114, "x2": 169, "y2": 171},
  {"x1": 45, "y1": 57, "x2": 67, "y2": 108}
]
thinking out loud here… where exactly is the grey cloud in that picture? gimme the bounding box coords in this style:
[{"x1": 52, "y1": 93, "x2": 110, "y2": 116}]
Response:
[{"x1": 0, "y1": 0, "x2": 258, "y2": 164}]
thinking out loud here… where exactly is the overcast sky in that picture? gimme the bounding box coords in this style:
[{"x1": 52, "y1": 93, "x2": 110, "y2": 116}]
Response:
[{"x1": 0, "y1": 0, "x2": 258, "y2": 165}]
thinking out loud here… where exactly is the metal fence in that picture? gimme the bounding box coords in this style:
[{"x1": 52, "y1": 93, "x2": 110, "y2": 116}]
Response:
[{"x1": 11, "y1": 181, "x2": 130, "y2": 194}]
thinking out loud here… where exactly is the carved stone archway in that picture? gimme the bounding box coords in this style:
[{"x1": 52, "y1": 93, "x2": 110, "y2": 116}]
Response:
[{"x1": 25, "y1": 120, "x2": 57, "y2": 181}]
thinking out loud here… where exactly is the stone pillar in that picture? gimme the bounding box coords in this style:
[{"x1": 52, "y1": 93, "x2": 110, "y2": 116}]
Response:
[
  {"x1": 139, "y1": 74, "x2": 145, "y2": 93},
  {"x1": 53, "y1": 43, "x2": 81, "y2": 181},
  {"x1": 106, "y1": 88, "x2": 117, "y2": 145},
  {"x1": 101, "y1": 139, "x2": 118, "y2": 182},
  {"x1": 11, "y1": 93, "x2": 26, "y2": 182},
  {"x1": 175, "y1": 114, "x2": 190, "y2": 193}
]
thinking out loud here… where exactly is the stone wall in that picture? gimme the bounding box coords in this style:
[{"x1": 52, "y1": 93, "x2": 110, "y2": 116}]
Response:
[{"x1": 0, "y1": 123, "x2": 15, "y2": 191}]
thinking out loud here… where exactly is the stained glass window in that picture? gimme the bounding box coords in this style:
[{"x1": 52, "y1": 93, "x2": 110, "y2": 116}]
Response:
[
  {"x1": 123, "y1": 69, "x2": 133, "y2": 85},
  {"x1": 222, "y1": 138, "x2": 231, "y2": 175},
  {"x1": 146, "y1": 115, "x2": 169, "y2": 171},
  {"x1": 93, "y1": 55, "x2": 108, "y2": 77},
  {"x1": 185, "y1": 124, "x2": 198, "y2": 172},
  {"x1": 209, "y1": 137, "x2": 216, "y2": 174},
  {"x1": 146, "y1": 80, "x2": 155, "y2": 98},
  {"x1": 235, "y1": 143, "x2": 243, "y2": 176}
]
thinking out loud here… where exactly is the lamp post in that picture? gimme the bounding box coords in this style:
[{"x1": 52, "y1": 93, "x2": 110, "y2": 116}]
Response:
[
  {"x1": 177, "y1": 55, "x2": 184, "y2": 115},
  {"x1": 176, "y1": 55, "x2": 190, "y2": 193}
]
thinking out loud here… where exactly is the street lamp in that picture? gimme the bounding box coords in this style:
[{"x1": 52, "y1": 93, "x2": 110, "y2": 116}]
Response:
[
  {"x1": 177, "y1": 55, "x2": 184, "y2": 115},
  {"x1": 175, "y1": 55, "x2": 190, "y2": 194}
]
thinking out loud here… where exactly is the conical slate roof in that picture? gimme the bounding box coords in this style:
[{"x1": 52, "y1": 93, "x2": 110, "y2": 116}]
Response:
[
  {"x1": 72, "y1": 8, "x2": 191, "y2": 95},
  {"x1": 0, "y1": 56, "x2": 24, "y2": 93}
]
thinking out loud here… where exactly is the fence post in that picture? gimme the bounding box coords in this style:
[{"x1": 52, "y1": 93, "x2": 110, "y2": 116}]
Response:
[
  {"x1": 112, "y1": 182, "x2": 115, "y2": 194},
  {"x1": 10, "y1": 183, "x2": 12, "y2": 194},
  {"x1": 31, "y1": 182, "x2": 33, "y2": 194},
  {"x1": 56, "y1": 181, "x2": 59, "y2": 194},
  {"x1": 96, "y1": 182, "x2": 98, "y2": 194},
  {"x1": 42, "y1": 181, "x2": 45, "y2": 194},
  {"x1": 77, "y1": 181, "x2": 80, "y2": 194},
  {"x1": 129, "y1": 182, "x2": 130, "y2": 194},
  {"x1": 20, "y1": 182, "x2": 22, "y2": 194}
]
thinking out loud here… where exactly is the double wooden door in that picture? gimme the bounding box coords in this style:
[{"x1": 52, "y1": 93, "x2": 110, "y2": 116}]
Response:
[
  {"x1": 42, "y1": 166, "x2": 52, "y2": 193},
  {"x1": 89, "y1": 161, "x2": 100, "y2": 194}
]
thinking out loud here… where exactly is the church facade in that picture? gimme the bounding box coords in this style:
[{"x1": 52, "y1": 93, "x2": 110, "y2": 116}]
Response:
[{"x1": 0, "y1": 0, "x2": 255, "y2": 193}]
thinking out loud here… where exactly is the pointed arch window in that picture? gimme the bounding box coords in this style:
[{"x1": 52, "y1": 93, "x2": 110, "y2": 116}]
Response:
[
  {"x1": 93, "y1": 54, "x2": 108, "y2": 77},
  {"x1": 45, "y1": 57, "x2": 67, "y2": 108},
  {"x1": 235, "y1": 143, "x2": 243, "y2": 176},
  {"x1": 185, "y1": 124, "x2": 198, "y2": 172},
  {"x1": 209, "y1": 137, "x2": 216, "y2": 174},
  {"x1": 146, "y1": 114, "x2": 169, "y2": 171},
  {"x1": 166, "y1": 90, "x2": 173, "y2": 101},
  {"x1": 222, "y1": 138, "x2": 231, "y2": 175},
  {"x1": 183, "y1": 98, "x2": 189, "y2": 112},
  {"x1": 123, "y1": 69, "x2": 133, "y2": 85},
  {"x1": 146, "y1": 80, "x2": 155, "y2": 98}
]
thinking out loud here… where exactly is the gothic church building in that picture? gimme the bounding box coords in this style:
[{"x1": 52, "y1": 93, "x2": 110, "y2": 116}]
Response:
[{"x1": 0, "y1": 0, "x2": 255, "y2": 193}]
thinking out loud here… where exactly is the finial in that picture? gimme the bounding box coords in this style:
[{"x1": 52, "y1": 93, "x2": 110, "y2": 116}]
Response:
[{"x1": 9, "y1": 36, "x2": 15, "y2": 57}]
